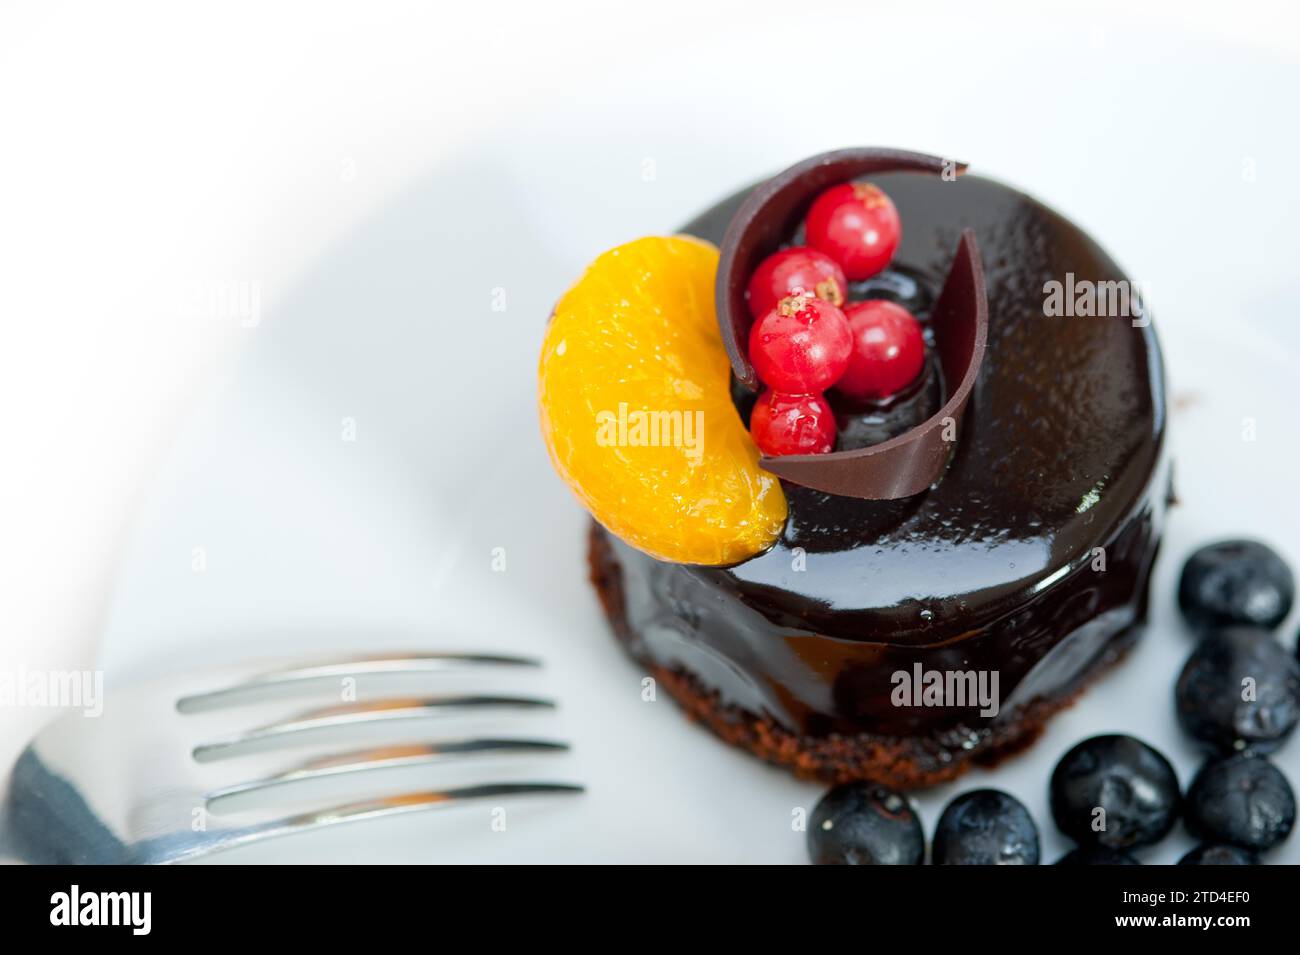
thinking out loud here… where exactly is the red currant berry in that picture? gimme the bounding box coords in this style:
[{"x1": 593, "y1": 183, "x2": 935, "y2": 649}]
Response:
[
  {"x1": 805, "y1": 182, "x2": 901, "y2": 280},
  {"x1": 746, "y1": 246, "x2": 847, "y2": 320},
  {"x1": 748, "y1": 294, "x2": 852, "y2": 393},
  {"x1": 749, "y1": 390, "x2": 837, "y2": 456},
  {"x1": 835, "y1": 300, "x2": 926, "y2": 400}
]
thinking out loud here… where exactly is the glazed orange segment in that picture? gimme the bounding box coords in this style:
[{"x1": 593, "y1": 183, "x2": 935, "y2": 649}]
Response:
[{"x1": 538, "y1": 236, "x2": 787, "y2": 566}]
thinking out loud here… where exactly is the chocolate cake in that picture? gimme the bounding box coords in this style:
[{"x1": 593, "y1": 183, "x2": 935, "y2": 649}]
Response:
[{"x1": 583, "y1": 154, "x2": 1170, "y2": 787}]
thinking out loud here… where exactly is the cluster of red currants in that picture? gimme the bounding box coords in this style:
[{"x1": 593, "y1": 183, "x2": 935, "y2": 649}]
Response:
[{"x1": 745, "y1": 182, "x2": 926, "y2": 457}]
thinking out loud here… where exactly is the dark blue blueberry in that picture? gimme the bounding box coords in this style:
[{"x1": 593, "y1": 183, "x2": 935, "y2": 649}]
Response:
[
  {"x1": 1176, "y1": 626, "x2": 1300, "y2": 755},
  {"x1": 1050, "y1": 734, "x2": 1180, "y2": 849},
  {"x1": 845, "y1": 265, "x2": 934, "y2": 317},
  {"x1": 807, "y1": 781, "x2": 924, "y2": 865},
  {"x1": 1179, "y1": 539, "x2": 1294, "y2": 633},
  {"x1": 1055, "y1": 846, "x2": 1141, "y2": 865},
  {"x1": 1185, "y1": 754, "x2": 1295, "y2": 852},
  {"x1": 1178, "y1": 844, "x2": 1260, "y2": 865},
  {"x1": 932, "y1": 789, "x2": 1040, "y2": 865}
]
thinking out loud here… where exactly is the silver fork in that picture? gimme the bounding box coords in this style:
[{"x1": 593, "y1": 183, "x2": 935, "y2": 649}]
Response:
[{"x1": 0, "y1": 652, "x2": 582, "y2": 863}]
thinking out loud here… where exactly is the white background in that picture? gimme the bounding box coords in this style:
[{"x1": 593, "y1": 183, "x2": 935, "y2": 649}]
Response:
[{"x1": 3, "y1": 0, "x2": 1300, "y2": 863}]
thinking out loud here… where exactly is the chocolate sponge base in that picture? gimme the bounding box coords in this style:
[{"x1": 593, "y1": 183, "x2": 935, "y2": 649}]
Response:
[{"x1": 588, "y1": 524, "x2": 1140, "y2": 788}]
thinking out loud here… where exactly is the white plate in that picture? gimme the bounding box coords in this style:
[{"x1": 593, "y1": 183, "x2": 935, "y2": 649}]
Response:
[{"x1": 98, "y1": 33, "x2": 1300, "y2": 863}]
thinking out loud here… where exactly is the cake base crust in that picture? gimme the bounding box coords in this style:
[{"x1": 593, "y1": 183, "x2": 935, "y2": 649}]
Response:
[{"x1": 589, "y1": 523, "x2": 1140, "y2": 788}]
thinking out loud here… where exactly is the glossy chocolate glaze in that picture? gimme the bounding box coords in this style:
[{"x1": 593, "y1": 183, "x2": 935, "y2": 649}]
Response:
[{"x1": 601, "y1": 170, "x2": 1169, "y2": 738}]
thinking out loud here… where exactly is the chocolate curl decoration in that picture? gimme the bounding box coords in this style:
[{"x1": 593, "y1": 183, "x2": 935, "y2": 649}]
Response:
[
  {"x1": 717, "y1": 148, "x2": 963, "y2": 389},
  {"x1": 759, "y1": 229, "x2": 987, "y2": 499},
  {"x1": 715, "y1": 148, "x2": 988, "y2": 500}
]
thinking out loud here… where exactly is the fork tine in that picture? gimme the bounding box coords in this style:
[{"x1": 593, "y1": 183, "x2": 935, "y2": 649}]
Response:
[
  {"x1": 177, "y1": 652, "x2": 542, "y2": 713},
  {"x1": 192, "y1": 695, "x2": 556, "y2": 762},
  {"x1": 182, "y1": 783, "x2": 585, "y2": 862},
  {"x1": 205, "y1": 738, "x2": 570, "y2": 805}
]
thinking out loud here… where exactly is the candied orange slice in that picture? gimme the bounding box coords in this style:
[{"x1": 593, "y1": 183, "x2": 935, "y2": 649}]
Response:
[{"x1": 538, "y1": 236, "x2": 787, "y2": 565}]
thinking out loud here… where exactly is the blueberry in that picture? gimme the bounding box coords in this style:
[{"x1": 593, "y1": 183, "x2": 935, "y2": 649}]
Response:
[
  {"x1": 1055, "y1": 847, "x2": 1141, "y2": 865},
  {"x1": 1179, "y1": 539, "x2": 1294, "y2": 633},
  {"x1": 1050, "y1": 734, "x2": 1180, "y2": 849},
  {"x1": 1175, "y1": 626, "x2": 1300, "y2": 755},
  {"x1": 932, "y1": 789, "x2": 1040, "y2": 865},
  {"x1": 807, "y1": 781, "x2": 924, "y2": 865},
  {"x1": 845, "y1": 265, "x2": 934, "y2": 317},
  {"x1": 1178, "y1": 844, "x2": 1260, "y2": 865},
  {"x1": 1185, "y1": 754, "x2": 1295, "y2": 852}
]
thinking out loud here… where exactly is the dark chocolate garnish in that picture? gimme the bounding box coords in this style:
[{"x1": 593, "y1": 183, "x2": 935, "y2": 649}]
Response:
[
  {"x1": 758, "y1": 230, "x2": 987, "y2": 498},
  {"x1": 717, "y1": 147, "x2": 962, "y2": 389},
  {"x1": 716, "y1": 148, "x2": 986, "y2": 500}
]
